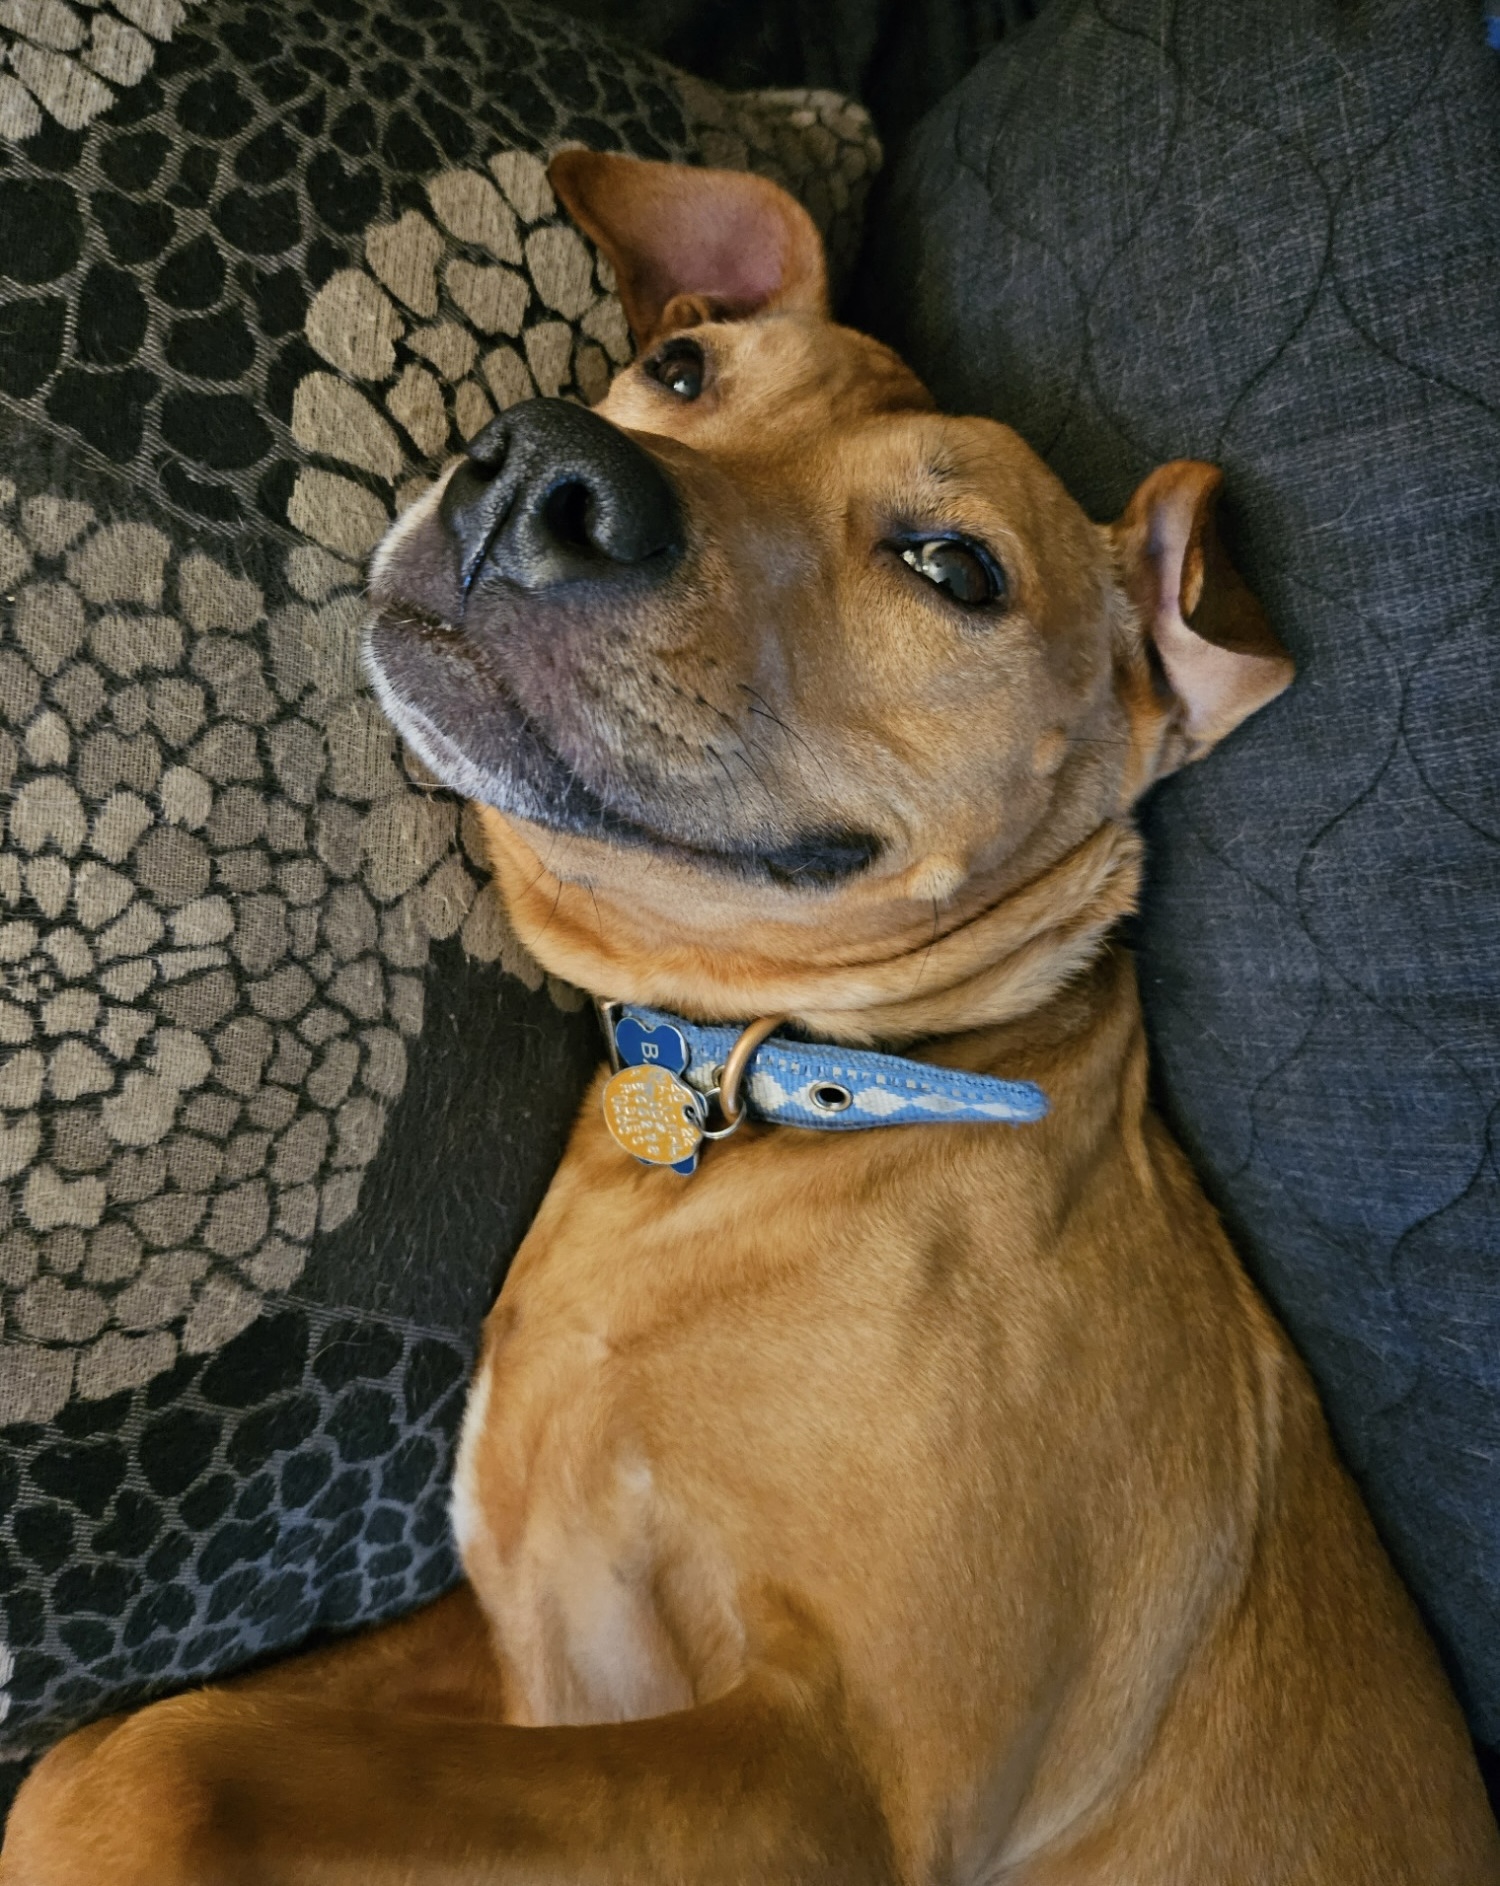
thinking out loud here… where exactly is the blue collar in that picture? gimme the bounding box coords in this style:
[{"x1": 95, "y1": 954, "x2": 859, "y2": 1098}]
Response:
[{"x1": 599, "y1": 1002, "x2": 1048, "y2": 1176}]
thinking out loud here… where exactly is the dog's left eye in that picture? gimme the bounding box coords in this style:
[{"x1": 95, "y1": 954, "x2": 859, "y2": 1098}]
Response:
[
  {"x1": 645, "y1": 339, "x2": 705, "y2": 400},
  {"x1": 898, "y1": 538, "x2": 1005, "y2": 609}
]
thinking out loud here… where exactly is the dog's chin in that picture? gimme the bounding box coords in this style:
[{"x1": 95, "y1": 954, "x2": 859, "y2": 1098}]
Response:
[{"x1": 363, "y1": 607, "x2": 880, "y2": 891}]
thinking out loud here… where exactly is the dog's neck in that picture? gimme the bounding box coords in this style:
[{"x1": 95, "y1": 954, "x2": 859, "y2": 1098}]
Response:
[{"x1": 476, "y1": 809, "x2": 1144, "y2": 1052}]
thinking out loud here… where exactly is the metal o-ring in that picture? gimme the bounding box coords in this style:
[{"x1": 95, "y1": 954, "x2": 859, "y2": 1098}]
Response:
[
  {"x1": 716, "y1": 1016, "x2": 786, "y2": 1123},
  {"x1": 809, "y1": 1081, "x2": 853, "y2": 1113}
]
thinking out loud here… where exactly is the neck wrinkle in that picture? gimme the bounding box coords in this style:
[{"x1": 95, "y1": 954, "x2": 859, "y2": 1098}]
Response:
[
  {"x1": 791, "y1": 822, "x2": 1144, "y2": 1046},
  {"x1": 485, "y1": 815, "x2": 1145, "y2": 1052}
]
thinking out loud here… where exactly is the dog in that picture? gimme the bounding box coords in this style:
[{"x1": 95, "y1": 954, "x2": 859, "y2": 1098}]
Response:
[{"x1": 4, "y1": 151, "x2": 1497, "y2": 1885}]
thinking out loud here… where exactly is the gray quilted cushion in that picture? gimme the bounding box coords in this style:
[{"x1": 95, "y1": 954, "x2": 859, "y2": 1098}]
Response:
[
  {"x1": 865, "y1": 0, "x2": 1500, "y2": 1744},
  {"x1": 0, "y1": 0, "x2": 878, "y2": 1806}
]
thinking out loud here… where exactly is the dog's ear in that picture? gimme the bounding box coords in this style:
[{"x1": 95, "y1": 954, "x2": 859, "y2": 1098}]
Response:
[
  {"x1": 1111, "y1": 461, "x2": 1293, "y2": 778},
  {"x1": 548, "y1": 150, "x2": 828, "y2": 346}
]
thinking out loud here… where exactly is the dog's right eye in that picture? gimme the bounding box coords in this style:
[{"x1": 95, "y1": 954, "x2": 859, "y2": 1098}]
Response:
[
  {"x1": 896, "y1": 536, "x2": 1006, "y2": 610},
  {"x1": 644, "y1": 339, "x2": 705, "y2": 400}
]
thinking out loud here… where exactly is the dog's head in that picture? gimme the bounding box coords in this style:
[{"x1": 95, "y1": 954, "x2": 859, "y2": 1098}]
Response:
[{"x1": 366, "y1": 153, "x2": 1291, "y2": 1040}]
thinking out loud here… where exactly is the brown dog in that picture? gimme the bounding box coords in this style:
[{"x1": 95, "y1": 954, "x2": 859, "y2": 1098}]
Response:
[{"x1": 4, "y1": 152, "x2": 1497, "y2": 1885}]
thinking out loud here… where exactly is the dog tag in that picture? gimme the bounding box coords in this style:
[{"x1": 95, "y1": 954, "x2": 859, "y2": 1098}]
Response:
[
  {"x1": 602, "y1": 1063, "x2": 705, "y2": 1169},
  {"x1": 613, "y1": 1015, "x2": 689, "y2": 1076}
]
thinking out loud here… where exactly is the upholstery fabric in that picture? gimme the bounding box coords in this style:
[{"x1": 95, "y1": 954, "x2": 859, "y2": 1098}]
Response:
[
  {"x1": 0, "y1": 0, "x2": 878, "y2": 1811},
  {"x1": 864, "y1": 0, "x2": 1500, "y2": 1748},
  {"x1": 546, "y1": 0, "x2": 1049, "y2": 141}
]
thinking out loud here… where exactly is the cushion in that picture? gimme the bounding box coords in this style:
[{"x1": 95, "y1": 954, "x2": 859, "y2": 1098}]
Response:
[
  {"x1": 0, "y1": 0, "x2": 878, "y2": 1812},
  {"x1": 863, "y1": 0, "x2": 1500, "y2": 1752},
  {"x1": 543, "y1": 0, "x2": 1045, "y2": 142}
]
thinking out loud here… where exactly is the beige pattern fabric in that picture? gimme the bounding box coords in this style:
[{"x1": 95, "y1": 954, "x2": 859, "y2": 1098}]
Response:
[
  {"x1": 0, "y1": 100, "x2": 878, "y2": 1426},
  {"x1": 0, "y1": 474, "x2": 557, "y2": 1426},
  {"x1": 0, "y1": 0, "x2": 197, "y2": 138}
]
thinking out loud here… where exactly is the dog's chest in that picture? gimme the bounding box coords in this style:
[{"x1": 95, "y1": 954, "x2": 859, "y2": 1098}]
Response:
[{"x1": 450, "y1": 1305, "x2": 744, "y2": 1728}]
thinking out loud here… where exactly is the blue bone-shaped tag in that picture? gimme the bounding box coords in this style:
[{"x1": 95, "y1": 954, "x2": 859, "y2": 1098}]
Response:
[{"x1": 614, "y1": 1015, "x2": 689, "y2": 1077}]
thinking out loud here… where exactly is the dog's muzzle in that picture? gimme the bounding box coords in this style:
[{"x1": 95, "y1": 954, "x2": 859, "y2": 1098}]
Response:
[{"x1": 441, "y1": 398, "x2": 684, "y2": 595}]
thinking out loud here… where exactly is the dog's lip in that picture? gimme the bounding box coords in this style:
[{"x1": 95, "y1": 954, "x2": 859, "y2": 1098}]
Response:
[{"x1": 363, "y1": 601, "x2": 881, "y2": 889}]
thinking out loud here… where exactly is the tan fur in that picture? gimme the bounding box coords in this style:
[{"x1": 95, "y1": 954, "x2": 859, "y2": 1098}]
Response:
[{"x1": 5, "y1": 154, "x2": 1496, "y2": 1886}]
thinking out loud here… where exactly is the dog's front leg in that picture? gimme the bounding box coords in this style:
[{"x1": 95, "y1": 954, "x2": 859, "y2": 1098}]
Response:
[{"x1": 0, "y1": 1593, "x2": 898, "y2": 1886}]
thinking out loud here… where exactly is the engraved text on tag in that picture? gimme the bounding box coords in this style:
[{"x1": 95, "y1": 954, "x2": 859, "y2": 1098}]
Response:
[{"x1": 602, "y1": 1063, "x2": 705, "y2": 1167}]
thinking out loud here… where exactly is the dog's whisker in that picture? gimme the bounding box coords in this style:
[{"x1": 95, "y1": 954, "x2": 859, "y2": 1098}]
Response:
[
  {"x1": 738, "y1": 684, "x2": 839, "y2": 794},
  {"x1": 906, "y1": 895, "x2": 943, "y2": 1001}
]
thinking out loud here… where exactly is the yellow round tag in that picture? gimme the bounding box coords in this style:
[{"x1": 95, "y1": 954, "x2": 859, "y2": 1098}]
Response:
[{"x1": 601, "y1": 1063, "x2": 705, "y2": 1166}]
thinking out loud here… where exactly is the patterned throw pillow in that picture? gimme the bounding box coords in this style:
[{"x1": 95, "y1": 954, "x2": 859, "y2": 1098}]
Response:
[
  {"x1": 864, "y1": 0, "x2": 1500, "y2": 1764},
  {"x1": 0, "y1": 0, "x2": 879, "y2": 1808}
]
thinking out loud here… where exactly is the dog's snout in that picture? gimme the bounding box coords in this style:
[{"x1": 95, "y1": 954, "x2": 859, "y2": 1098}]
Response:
[{"x1": 441, "y1": 398, "x2": 683, "y2": 594}]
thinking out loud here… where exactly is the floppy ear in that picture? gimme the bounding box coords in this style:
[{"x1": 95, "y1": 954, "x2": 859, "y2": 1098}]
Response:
[
  {"x1": 1112, "y1": 461, "x2": 1293, "y2": 777},
  {"x1": 547, "y1": 149, "x2": 828, "y2": 347}
]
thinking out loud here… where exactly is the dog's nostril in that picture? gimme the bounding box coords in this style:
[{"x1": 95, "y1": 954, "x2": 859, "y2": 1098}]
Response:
[
  {"x1": 464, "y1": 415, "x2": 512, "y2": 476},
  {"x1": 441, "y1": 457, "x2": 518, "y2": 592},
  {"x1": 541, "y1": 478, "x2": 595, "y2": 555}
]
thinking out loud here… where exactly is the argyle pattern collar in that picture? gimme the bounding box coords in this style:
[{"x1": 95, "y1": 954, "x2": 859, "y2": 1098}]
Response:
[{"x1": 605, "y1": 1003, "x2": 1048, "y2": 1170}]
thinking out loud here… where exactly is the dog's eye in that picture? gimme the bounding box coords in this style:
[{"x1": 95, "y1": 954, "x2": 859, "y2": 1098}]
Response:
[
  {"x1": 898, "y1": 538, "x2": 1005, "y2": 609},
  {"x1": 645, "y1": 339, "x2": 705, "y2": 400}
]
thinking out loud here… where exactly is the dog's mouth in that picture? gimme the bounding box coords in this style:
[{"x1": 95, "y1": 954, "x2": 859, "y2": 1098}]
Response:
[
  {"x1": 364, "y1": 598, "x2": 880, "y2": 890},
  {"x1": 364, "y1": 398, "x2": 882, "y2": 888}
]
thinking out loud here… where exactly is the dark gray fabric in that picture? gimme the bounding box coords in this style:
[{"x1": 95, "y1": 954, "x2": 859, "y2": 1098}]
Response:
[
  {"x1": 543, "y1": 0, "x2": 1048, "y2": 142},
  {"x1": 863, "y1": 0, "x2": 1500, "y2": 1746}
]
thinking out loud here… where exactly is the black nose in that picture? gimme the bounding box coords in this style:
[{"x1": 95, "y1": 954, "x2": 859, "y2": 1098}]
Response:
[{"x1": 439, "y1": 399, "x2": 683, "y2": 594}]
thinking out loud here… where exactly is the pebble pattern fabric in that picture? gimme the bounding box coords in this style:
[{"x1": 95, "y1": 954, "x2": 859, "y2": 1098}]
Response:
[
  {"x1": 0, "y1": 502, "x2": 475, "y2": 1423},
  {"x1": 0, "y1": 0, "x2": 878, "y2": 1806},
  {"x1": 0, "y1": 0, "x2": 195, "y2": 144},
  {"x1": 0, "y1": 1302, "x2": 468, "y2": 1746},
  {"x1": 867, "y1": 0, "x2": 1500, "y2": 1749}
]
